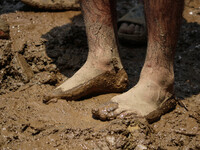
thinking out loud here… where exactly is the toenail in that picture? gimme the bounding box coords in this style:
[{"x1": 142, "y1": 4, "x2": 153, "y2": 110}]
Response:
[
  {"x1": 92, "y1": 108, "x2": 98, "y2": 113},
  {"x1": 135, "y1": 25, "x2": 139, "y2": 31},
  {"x1": 107, "y1": 112, "x2": 115, "y2": 119}
]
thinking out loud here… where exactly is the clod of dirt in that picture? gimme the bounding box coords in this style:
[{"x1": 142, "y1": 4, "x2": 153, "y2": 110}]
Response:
[
  {"x1": 12, "y1": 53, "x2": 34, "y2": 83},
  {"x1": 30, "y1": 71, "x2": 57, "y2": 85}
]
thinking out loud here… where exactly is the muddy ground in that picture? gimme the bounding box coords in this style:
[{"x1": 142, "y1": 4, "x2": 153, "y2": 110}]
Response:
[{"x1": 0, "y1": 0, "x2": 200, "y2": 149}]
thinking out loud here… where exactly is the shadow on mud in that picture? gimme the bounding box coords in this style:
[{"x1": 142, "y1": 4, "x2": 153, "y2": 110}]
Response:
[
  {"x1": 41, "y1": 14, "x2": 88, "y2": 78},
  {"x1": 0, "y1": 0, "x2": 23, "y2": 15},
  {"x1": 174, "y1": 19, "x2": 200, "y2": 99}
]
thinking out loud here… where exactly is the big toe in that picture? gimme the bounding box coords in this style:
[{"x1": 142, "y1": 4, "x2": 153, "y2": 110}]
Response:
[
  {"x1": 118, "y1": 23, "x2": 129, "y2": 33},
  {"x1": 92, "y1": 102, "x2": 119, "y2": 121},
  {"x1": 43, "y1": 88, "x2": 63, "y2": 103}
]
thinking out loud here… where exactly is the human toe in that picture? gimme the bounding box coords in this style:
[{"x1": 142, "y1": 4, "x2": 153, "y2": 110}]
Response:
[{"x1": 92, "y1": 102, "x2": 119, "y2": 121}]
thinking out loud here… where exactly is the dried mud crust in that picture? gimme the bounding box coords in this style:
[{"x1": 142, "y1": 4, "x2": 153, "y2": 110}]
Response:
[
  {"x1": 0, "y1": 0, "x2": 200, "y2": 149},
  {"x1": 44, "y1": 68, "x2": 128, "y2": 102},
  {"x1": 21, "y1": 0, "x2": 80, "y2": 10}
]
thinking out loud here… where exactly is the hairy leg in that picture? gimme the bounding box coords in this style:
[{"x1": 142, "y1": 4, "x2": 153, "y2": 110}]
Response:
[
  {"x1": 92, "y1": 0, "x2": 184, "y2": 121},
  {"x1": 44, "y1": 0, "x2": 128, "y2": 102}
]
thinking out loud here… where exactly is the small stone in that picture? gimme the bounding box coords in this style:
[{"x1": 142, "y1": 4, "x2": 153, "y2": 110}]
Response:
[
  {"x1": 127, "y1": 124, "x2": 140, "y2": 132},
  {"x1": 135, "y1": 144, "x2": 147, "y2": 150},
  {"x1": 106, "y1": 136, "x2": 115, "y2": 146}
]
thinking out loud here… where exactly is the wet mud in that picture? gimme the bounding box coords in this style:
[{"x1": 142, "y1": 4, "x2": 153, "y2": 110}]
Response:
[{"x1": 0, "y1": 0, "x2": 200, "y2": 149}]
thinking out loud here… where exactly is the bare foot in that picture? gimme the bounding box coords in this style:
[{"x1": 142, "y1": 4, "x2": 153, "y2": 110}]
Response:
[
  {"x1": 92, "y1": 0, "x2": 183, "y2": 123},
  {"x1": 92, "y1": 72, "x2": 176, "y2": 122},
  {"x1": 118, "y1": 22, "x2": 145, "y2": 36},
  {"x1": 43, "y1": 0, "x2": 129, "y2": 103},
  {"x1": 43, "y1": 62, "x2": 128, "y2": 103}
]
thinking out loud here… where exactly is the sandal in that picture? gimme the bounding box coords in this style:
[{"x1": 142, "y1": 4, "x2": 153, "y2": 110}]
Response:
[
  {"x1": 118, "y1": 4, "x2": 147, "y2": 44},
  {"x1": 20, "y1": 0, "x2": 80, "y2": 10}
]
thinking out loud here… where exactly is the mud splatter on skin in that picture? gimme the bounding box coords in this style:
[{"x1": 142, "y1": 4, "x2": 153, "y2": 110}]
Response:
[{"x1": 0, "y1": 0, "x2": 200, "y2": 149}]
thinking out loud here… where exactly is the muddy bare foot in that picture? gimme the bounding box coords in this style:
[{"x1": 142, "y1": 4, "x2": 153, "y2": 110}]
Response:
[
  {"x1": 43, "y1": 0, "x2": 130, "y2": 103},
  {"x1": 92, "y1": 78, "x2": 176, "y2": 122},
  {"x1": 44, "y1": 62, "x2": 128, "y2": 103}
]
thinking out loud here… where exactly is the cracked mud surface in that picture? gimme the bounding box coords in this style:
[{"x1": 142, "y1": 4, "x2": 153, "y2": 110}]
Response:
[{"x1": 0, "y1": 0, "x2": 200, "y2": 149}]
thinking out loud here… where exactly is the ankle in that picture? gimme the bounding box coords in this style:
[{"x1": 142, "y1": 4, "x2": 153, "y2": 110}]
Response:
[
  {"x1": 140, "y1": 66, "x2": 174, "y2": 90},
  {"x1": 86, "y1": 56, "x2": 123, "y2": 72}
]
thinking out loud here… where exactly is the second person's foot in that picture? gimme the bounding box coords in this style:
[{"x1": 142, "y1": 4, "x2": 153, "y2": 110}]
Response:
[{"x1": 118, "y1": 4, "x2": 147, "y2": 44}]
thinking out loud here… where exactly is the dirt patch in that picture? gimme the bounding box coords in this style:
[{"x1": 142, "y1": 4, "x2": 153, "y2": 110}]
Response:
[{"x1": 0, "y1": 0, "x2": 200, "y2": 149}]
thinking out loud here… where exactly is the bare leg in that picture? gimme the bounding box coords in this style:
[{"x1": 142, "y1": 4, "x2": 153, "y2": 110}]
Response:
[
  {"x1": 93, "y1": 0, "x2": 184, "y2": 121},
  {"x1": 44, "y1": 0, "x2": 128, "y2": 101}
]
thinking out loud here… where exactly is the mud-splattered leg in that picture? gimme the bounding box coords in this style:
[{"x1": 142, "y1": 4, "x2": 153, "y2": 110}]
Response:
[
  {"x1": 44, "y1": 0, "x2": 128, "y2": 102},
  {"x1": 92, "y1": 0, "x2": 184, "y2": 121}
]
